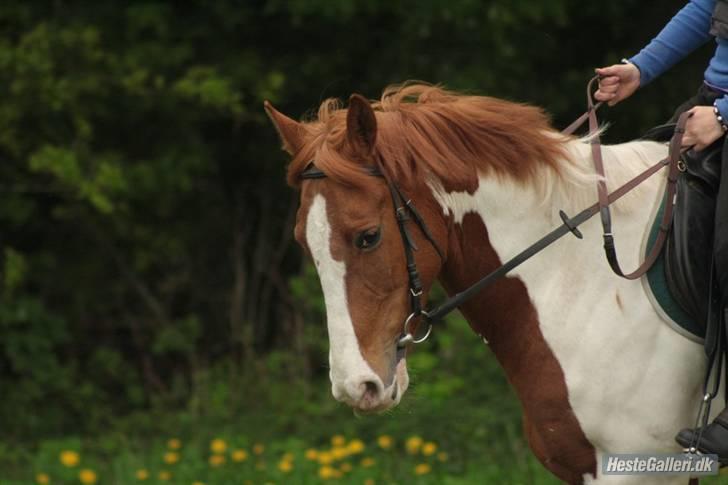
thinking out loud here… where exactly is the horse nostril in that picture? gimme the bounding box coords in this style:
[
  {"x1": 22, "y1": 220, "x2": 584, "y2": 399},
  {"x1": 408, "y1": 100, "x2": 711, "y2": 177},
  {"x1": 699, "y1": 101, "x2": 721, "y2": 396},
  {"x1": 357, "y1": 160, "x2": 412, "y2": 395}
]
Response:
[{"x1": 363, "y1": 380, "x2": 379, "y2": 400}]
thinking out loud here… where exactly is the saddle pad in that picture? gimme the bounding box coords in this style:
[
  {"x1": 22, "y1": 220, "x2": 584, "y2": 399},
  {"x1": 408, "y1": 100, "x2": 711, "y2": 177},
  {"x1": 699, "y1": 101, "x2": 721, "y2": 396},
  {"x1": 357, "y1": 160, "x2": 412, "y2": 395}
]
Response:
[{"x1": 642, "y1": 194, "x2": 705, "y2": 342}]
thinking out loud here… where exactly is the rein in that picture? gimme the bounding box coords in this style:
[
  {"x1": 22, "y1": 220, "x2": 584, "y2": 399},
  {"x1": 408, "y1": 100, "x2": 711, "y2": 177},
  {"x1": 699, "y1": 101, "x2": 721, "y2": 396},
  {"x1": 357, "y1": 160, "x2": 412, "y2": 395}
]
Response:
[{"x1": 301, "y1": 78, "x2": 690, "y2": 348}]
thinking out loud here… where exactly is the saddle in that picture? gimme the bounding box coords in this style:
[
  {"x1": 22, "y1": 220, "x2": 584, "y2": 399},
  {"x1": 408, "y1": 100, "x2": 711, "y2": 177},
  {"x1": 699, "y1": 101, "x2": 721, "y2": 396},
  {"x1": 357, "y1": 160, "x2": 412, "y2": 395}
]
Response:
[{"x1": 642, "y1": 124, "x2": 723, "y2": 334}]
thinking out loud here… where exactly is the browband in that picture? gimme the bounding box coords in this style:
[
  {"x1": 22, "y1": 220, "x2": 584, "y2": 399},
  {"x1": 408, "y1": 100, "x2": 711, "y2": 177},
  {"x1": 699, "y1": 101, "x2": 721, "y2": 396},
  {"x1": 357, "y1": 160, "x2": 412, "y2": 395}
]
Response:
[{"x1": 299, "y1": 162, "x2": 383, "y2": 180}]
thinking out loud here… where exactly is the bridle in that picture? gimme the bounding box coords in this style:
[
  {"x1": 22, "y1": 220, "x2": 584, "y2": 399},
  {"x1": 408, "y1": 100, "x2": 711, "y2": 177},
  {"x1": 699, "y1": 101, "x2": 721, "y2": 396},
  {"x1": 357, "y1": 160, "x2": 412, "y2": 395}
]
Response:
[
  {"x1": 299, "y1": 161, "x2": 445, "y2": 347},
  {"x1": 300, "y1": 77, "x2": 690, "y2": 349}
]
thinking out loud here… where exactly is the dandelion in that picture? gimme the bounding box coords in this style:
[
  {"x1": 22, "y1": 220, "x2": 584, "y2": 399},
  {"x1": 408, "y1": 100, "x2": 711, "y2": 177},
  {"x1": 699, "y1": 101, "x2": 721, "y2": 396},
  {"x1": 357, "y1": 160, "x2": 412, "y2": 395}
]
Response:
[
  {"x1": 437, "y1": 451, "x2": 449, "y2": 462},
  {"x1": 317, "y1": 451, "x2": 334, "y2": 465},
  {"x1": 318, "y1": 465, "x2": 341, "y2": 480},
  {"x1": 331, "y1": 446, "x2": 349, "y2": 460},
  {"x1": 59, "y1": 450, "x2": 80, "y2": 467},
  {"x1": 340, "y1": 462, "x2": 352, "y2": 472},
  {"x1": 232, "y1": 449, "x2": 248, "y2": 462},
  {"x1": 347, "y1": 439, "x2": 365, "y2": 454},
  {"x1": 210, "y1": 438, "x2": 227, "y2": 454},
  {"x1": 209, "y1": 454, "x2": 226, "y2": 467},
  {"x1": 158, "y1": 470, "x2": 172, "y2": 481},
  {"x1": 331, "y1": 435, "x2": 346, "y2": 447},
  {"x1": 163, "y1": 451, "x2": 180, "y2": 464},
  {"x1": 421, "y1": 441, "x2": 438, "y2": 456},
  {"x1": 278, "y1": 460, "x2": 293, "y2": 473},
  {"x1": 252, "y1": 443, "x2": 265, "y2": 455},
  {"x1": 414, "y1": 463, "x2": 432, "y2": 475},
  {"x1": 364, "y1": 479, "x2": 375, "y2": 485},
  {"x1": 361, "y1": 457, "x2": 375, "y2": 468},
  {"x1": 304, "y1": 448, "x2": 318, "y2": 460},
  {"x1": 35, "y1": 473, "x2": 50, "y2": 485},
  {"x1": 78, "y1": 469, "x2": 97, "y2": 485},
  {"x1": 192, "y1": 482, "x2": 205, "y2": 485},
  {"x1": 281, "y1": 452, "x2": 294, "y2": 462},
  {"x1": 377, "y1": 435, "x2": 393, "y2": 450},
  {"x1": 167, "y1": 438, "x2": 182, "y2": 450},
  {"x1": 405, "y1": 436, "x2": 423, "y2": 454},
  {"x1": 135, "y1": 469, "x2": 149, "y2": 480}
]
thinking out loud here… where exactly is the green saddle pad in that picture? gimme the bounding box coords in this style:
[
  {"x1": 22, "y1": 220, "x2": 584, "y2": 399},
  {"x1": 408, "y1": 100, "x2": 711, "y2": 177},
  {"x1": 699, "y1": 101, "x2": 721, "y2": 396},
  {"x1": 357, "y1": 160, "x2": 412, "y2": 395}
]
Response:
[{"x1": 644, "y1": 195, "x2": 705, "y2": 342}]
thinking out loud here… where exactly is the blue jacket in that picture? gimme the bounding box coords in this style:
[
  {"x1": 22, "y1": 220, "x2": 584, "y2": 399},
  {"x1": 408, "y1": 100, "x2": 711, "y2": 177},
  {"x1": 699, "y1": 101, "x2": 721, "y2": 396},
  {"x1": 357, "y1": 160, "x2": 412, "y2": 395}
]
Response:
[{"x1": 630, "y1": 0, "x2": 728, "y2": 116}]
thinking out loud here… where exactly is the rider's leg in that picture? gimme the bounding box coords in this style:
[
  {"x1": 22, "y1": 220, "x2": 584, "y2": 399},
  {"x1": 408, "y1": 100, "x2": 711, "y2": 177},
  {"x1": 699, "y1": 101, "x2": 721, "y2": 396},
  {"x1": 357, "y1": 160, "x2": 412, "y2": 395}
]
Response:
[{"x1": 675, "y1": 129, "x2": 728, "y2": 462}]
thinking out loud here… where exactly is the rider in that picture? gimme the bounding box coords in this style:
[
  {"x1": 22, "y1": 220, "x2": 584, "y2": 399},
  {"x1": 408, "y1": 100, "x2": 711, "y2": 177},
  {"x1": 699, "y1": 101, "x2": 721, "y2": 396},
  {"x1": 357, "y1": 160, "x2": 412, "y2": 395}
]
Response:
[{"x1": 595, "y1": 0, "x2": 728, "y2": 460}]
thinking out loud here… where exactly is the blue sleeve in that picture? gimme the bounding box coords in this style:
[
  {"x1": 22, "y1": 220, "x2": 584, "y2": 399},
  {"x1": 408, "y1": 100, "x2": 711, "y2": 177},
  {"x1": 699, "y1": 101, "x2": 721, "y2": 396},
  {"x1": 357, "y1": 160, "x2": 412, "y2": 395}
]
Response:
[{"x1": 629, "y1": 0, "x2": 715, "y2": 85}]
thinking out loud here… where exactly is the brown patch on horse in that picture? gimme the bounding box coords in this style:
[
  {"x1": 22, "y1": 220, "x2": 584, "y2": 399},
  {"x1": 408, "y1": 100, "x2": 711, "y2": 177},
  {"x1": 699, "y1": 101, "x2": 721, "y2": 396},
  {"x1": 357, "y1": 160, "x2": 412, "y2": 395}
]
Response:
[
  {"x1": 440, "y1": 212, "x2": 596, "y2": 483},
  {"x1": 284, "y1": 84, "x2": 571, "y2": 191}
]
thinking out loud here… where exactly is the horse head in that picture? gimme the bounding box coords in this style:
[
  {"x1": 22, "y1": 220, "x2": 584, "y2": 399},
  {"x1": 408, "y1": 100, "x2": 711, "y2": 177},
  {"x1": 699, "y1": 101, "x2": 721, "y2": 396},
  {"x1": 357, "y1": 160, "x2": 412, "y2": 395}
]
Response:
[{"x1": 265, "y1": 94, "x2": 447, "y2": 413}]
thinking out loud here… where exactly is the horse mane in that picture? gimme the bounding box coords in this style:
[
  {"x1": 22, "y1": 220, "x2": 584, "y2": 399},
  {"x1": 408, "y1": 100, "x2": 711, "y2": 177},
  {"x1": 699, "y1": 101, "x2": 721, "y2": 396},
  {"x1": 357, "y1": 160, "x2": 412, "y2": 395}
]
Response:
[
  {"x1": 287, "y1": 83, "x2": 664, "y2": 212},
  {"x1": 287, "y1": 83, "x2": 572, "y2": 187}
]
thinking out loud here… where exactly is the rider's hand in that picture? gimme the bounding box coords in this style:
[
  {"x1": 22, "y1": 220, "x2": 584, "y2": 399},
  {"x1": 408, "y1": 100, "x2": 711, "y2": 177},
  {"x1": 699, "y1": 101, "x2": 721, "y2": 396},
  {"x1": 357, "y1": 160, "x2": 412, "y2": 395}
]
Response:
[
  {"x1": 594, "y1": 63, "x2": 641, "y2": 106},
  {"x1": 682, "y1": 106, "x2": 726, "y2": 151}
]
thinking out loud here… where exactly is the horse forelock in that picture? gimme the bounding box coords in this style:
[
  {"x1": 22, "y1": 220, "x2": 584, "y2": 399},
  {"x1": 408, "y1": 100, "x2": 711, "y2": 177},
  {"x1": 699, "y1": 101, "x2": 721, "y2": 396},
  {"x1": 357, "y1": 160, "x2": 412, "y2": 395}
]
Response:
[{"x1": 286, "y1": 83, "x2": 572, "y2": 192}]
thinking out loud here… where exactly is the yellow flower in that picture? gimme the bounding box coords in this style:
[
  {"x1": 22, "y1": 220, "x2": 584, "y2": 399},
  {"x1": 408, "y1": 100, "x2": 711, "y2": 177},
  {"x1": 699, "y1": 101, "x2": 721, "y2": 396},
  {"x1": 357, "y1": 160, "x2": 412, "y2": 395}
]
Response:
[
  {"x1": 331, "y1": 435, "x2": 346, "y2": 447},
  {"x1": 192, "y1": 482, "x2": 205, "y2": 485},
  {"x1": 59, "y1": 450, "x2": 80, "y2": 467},
  {"x1": 163, "y1": 451, "x2": 180, "y2": 464},
  {"x1": 167, "y1": 438, "x2": 182, "y2": 450},
  {"x1": 405, "y1": 436, "x2": 423, "y2": 454},
  {"x1": 278, "y1": 460, "x2": 293, "y2": 473},
  {"x1": 347, "y1": 439, "x2": 365, "y2": 454},
  {"x1": 210, "y1": 438, "x2": 227, "y2": 454},
  {"x1": 421, "y1": 441, "x2": 438, "y2": 456},
  {"x1": 331, "y1": 446, "x2": 349, "y2": 460},
  {"x1": 414, "y1": 463, "x2": 432, "y2": 475},
  {"x1": 281, "y1": 452, "x2": 294, "y2": 462},
  {"x1": 304, "y1": 448, "x2": 318, "y2": 460},
  {"x1": 317, "y1": 451, "x2": 334, "y2": 465},
  {"x1": 437, "y1": 451, "x2": 449, "y2": 462},
  {"x1": 35, "y1": 473, "x2": 50, "y2": 485},
  {"x1": 231, "y1": 449, "x2": 248, "y2": 462},
  {"x1": 377, "y1": 435, "x2": 393, "y2": 450},
  {"x1": 209, "y1": 454, "x2": 226, "y2": 467},
  {"x1": 78, "y1": 469, "x2": 97, "y2": 485},
  {"x1": 135, "y1": 468, "x2": 149, "y2": 480},
  {"x1": 158, "y1": 470, "x2": 172, "y2": 481},
  {"x1": 318, "y1": 465, "x2": 341, "y2": 480},
  {"x1": 361, "y1": 457, "x2": 375, "y2": 468},
  {"x1": 364, "y1": 479, "x2": 375, "y2": 485},
  {"x1": 252, "y1": 443, "x2": 265, "y2": 455},
  {"x1": 339, "y1": 462, "x2": 352, "y2": 472}
]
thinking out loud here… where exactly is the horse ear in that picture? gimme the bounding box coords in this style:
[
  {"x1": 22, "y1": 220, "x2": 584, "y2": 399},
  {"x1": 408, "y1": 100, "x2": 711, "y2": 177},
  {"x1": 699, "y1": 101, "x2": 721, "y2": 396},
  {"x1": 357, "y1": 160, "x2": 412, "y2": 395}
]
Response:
[
  {"x1": 346, "y1": 94, "x2": 377, "y2": 156},
  {"x1": 264, "y1": 100, "x2": 305, "y2": 155}
]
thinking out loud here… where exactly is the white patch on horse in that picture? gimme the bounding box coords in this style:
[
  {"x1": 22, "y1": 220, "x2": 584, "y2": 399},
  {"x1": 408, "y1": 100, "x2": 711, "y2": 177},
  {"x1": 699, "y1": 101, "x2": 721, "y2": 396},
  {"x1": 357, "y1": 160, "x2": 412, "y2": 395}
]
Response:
[
  {"x1": 305, "y1": 194, "x2": 380, "y2": 404},
  {"x1": 430, "y1": 139, "x2": 709, "y2": 484}
]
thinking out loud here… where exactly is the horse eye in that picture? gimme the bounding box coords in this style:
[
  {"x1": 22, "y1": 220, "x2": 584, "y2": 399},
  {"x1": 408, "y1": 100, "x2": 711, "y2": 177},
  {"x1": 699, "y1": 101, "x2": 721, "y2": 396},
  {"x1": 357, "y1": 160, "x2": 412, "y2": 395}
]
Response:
[{"x1": 354, "y1": 227, "x2": 382, "y2": 251}]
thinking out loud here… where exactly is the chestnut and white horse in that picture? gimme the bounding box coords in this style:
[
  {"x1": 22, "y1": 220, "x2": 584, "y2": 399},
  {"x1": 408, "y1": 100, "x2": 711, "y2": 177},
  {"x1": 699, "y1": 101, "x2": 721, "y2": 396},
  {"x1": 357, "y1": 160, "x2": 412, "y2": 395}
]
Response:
[{"x1": 265, "y1": 84, "x2": 710, "y2": 484}]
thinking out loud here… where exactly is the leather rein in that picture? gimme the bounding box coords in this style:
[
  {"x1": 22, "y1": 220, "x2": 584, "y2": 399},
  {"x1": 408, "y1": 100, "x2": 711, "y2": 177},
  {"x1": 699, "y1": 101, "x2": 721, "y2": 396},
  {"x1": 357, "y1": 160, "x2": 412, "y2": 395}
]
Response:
[{"x1": 300, "y1": 77, "x2": 690, "y2": 348}]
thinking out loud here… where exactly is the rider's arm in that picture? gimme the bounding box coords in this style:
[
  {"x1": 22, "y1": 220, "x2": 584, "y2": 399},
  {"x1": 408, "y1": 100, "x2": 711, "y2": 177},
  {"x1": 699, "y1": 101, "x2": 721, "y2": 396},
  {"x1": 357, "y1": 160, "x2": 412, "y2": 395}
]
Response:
[{"x1": 629, "y1": 0, "x2": 714, "y2": 86}]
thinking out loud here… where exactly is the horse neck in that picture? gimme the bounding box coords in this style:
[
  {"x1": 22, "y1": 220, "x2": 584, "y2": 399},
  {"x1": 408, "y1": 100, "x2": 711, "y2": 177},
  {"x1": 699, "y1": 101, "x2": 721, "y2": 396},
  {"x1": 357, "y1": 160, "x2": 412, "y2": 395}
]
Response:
[
  {"x1": 433, "y1": 180, "x2": 550, "y2": 375},
  {"x1": 430, "y1": 138, "x2": 667, "y2": 379}
]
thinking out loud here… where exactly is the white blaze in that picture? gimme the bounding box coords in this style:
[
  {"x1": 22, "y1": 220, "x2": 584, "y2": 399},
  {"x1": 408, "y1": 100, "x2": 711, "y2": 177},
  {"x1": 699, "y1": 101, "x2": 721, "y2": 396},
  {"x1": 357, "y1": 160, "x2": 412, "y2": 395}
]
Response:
[{"x1": 305, "y1": 194, "x2": 379, "y2": 402}]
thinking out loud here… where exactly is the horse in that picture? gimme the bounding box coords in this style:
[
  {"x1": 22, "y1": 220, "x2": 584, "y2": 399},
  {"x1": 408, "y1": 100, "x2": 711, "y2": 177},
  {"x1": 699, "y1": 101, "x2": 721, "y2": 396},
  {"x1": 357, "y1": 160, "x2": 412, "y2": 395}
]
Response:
[{"x1": 265, "y1": 84, "x2": 710, "y2": 484}]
